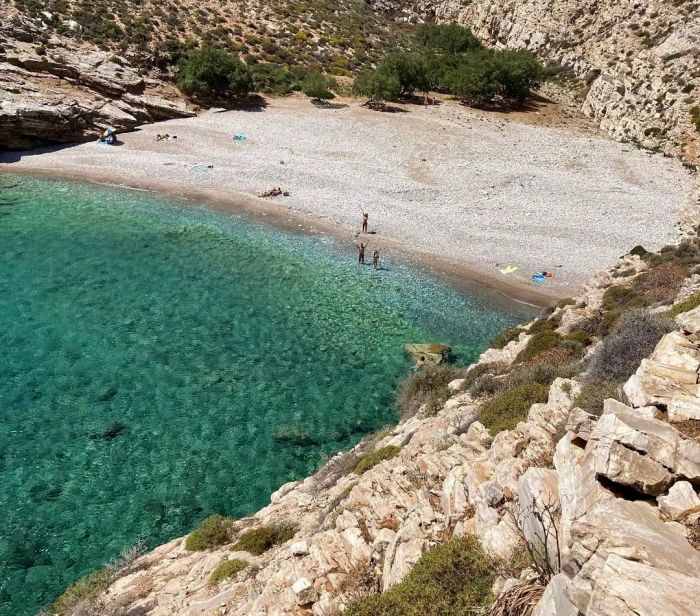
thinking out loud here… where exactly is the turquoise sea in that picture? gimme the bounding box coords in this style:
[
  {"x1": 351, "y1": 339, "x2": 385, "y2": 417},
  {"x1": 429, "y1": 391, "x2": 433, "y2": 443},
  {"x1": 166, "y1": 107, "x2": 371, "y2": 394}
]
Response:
[{"x1": 0, "y1": 174, "x2": 534, "y2": 615}]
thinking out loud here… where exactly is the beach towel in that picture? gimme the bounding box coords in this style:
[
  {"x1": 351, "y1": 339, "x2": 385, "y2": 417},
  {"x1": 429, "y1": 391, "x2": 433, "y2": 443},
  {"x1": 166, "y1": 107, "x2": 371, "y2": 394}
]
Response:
[
  {"x1": 532, "y1": 273, "x2": 546, "y2": 284},
  {"x1": 232, "y1": 135, "x2": 247, "y2": 142},
  {"x1": 190, "y1": 163, "x2": 214, "y2": 173},
  {"x1": 499, "y1": 265, "x2": 518, "y2": 275}
]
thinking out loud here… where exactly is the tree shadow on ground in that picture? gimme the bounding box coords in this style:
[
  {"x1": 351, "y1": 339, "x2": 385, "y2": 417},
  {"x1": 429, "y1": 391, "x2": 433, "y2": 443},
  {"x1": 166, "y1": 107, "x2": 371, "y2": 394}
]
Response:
[
  {"x1": 311, "y1": 100, "x2": 349, "y2": 110},
  {"x1": 458, "y1": 92, "x2": 554, "y2": 115},
  {"x1": 206, "y1": 94, "x2": 268, "y2": 112}
]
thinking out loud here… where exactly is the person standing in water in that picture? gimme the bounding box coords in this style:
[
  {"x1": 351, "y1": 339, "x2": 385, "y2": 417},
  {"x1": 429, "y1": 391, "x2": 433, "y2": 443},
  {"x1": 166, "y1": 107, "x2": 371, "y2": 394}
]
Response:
[
  {"x1": 361, "y1": 210, "x2": 369, "y2": 234},
  {"x1": 356, "y1": 240, "x2": 368, "y2": 264},
  {"x1": 373, "y1": 248, "x2": 380, "y2": 270}
]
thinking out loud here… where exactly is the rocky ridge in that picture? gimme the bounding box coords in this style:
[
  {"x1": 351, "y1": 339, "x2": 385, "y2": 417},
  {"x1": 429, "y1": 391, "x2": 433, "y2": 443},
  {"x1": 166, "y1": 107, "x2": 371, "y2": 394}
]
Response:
[
  {"x1": 370, "y1": 0, "x2": 700, "y2": 164},
  {"x1": 0, "y1": 8, "x2": 194, "y2": 149},
  {"x1": 63, "y1": 244, "x2": 700, "y2": 615}
]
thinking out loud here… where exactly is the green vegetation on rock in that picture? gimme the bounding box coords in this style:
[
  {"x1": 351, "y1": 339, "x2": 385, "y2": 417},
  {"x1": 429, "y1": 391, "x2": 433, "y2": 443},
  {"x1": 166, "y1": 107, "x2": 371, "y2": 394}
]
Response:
[
  {"x1": 233, "y1": 524, "x2": 297, "y2": 555},
  {"x1": 209, "y1": 559, "x2": 248, "y2": 585},
  {"x1": 355, "y1": 445, "x2": 402, "y2": 474},
  {"x1": 186, "y1": 514, "x2": 237, "y2": 551},
  {"x1": 479, "y1": 382, "x2": 550, "y2": 434},
  {"x1": 668, "y1": 291, "x2": 700, "y2": 317},
  {"x1": 48, "y1": 569, "x2": 113, "y2": 616},
  {"x1": 344, "y1": 535, "x2": 495, "y2": 616}
]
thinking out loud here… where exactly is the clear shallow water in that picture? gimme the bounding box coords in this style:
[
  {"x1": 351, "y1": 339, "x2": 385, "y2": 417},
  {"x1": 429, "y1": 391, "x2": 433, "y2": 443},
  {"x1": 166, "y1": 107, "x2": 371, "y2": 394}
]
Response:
[{"x1": 0, "y1": 174, "x2": 533, "y2": 614}]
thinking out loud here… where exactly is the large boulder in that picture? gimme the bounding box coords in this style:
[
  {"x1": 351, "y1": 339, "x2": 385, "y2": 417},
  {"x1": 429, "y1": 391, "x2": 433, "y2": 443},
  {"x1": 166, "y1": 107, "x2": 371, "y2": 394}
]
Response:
[
  {"x1": 586, "y1": 554, "x2": 700, "y2": 616},
  {"x1": 589, "y1": 404, "x2": 700, "y2": 495},
  {"x1": 532, "y1": 573, "x2": 578, "y2": 616},
  {"x1": 404, "y1": 343, "x2": 451, "y2": 365}
]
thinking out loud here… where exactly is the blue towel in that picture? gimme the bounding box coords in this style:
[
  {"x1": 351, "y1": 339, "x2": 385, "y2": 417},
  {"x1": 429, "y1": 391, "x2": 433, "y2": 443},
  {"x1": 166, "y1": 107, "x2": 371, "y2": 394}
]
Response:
[
  {"x1": 532, "y1": 274, "x2": 546, "y2": 284},
  {"x1": 233, "y1": 135, "x2": 247, "y2": 142}
]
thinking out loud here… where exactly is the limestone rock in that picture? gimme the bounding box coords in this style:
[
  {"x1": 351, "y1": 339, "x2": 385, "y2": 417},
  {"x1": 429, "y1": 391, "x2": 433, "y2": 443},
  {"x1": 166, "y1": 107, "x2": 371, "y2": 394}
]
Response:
[
  {"x1": 586, "y1": 554, "x2": 700, "y2": 616},
  {"x1": 448, "y1": 378, "x2": 467, "y2": 393},
  {"x1": 677, "y1": 307, "x2": 700, "y2": 335},
  {"x1": 292, "y1": 577, "x2": 317, "y2": 606},
  {"x1": 291, "y1": 540, "x2": 310, "y2": 556},
  {"x1": 517, "y1": 468, "x2": 561, "y2": 569},
  {"x1": 532, "y1": 573, "x2": 578, "y2": 616},
  {"x1": 590, "y1": 405, "x2": 700, "y2": 494},
  {"x1": 404, "y1": 343, "x2": 451, "y2": 365},
  {"x1": 668, "y1": 394, "x2": 700, "y2": 421},
  {"x1": 657, "y1": 481, "x2": 700, "y2": 521}
]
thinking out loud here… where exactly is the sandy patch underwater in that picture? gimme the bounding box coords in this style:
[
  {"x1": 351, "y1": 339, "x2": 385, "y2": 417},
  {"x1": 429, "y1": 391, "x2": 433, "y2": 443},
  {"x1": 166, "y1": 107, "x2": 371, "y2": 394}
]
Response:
[{"x1": 0, "y1": 174, "x2": 534, "y2": 614}]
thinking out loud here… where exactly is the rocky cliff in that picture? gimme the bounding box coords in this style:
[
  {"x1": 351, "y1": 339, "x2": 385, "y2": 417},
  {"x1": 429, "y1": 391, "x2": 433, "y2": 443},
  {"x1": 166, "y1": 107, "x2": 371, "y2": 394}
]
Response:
[
  {"x1": 370, "y1": 0, "x2": 700, "y2": 163},
  {"x1": 50, "y1": 231, "x2": 700, "y2": 615},
  {"x1": 0, "y1": 8, "x2": 194, "y2": 149}
]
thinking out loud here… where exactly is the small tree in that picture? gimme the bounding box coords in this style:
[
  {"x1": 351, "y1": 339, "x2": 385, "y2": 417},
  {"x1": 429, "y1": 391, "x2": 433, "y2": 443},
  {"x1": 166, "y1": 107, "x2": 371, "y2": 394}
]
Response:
[
  {"x1": 379, "y1": 52, "x2": 429, "y2": 97},
  {"x1": 445, "y1": 50, "x2": 499, "y2": 104},
  {"x1": 491, "y1": 49, "x2": 545, "y2": 101},
  {"x1": 353, "y1": 68, "x2": 401, "y2": 105},
  {"x1": 177, "y1": 46, "x2": 252, "y2": 99},
  {"x1": 414, "y1": 23, "x2": 483, "y2": 54},
  {"x1": 301, "y1": 71, "x2": 336, "y2": 101}
]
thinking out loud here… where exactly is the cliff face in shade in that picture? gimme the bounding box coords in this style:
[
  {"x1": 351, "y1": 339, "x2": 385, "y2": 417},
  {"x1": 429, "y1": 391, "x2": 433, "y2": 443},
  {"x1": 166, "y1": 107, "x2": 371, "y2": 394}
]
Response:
[{"x1": 369, "y1": 0, "x2": 700, "y2": 163}]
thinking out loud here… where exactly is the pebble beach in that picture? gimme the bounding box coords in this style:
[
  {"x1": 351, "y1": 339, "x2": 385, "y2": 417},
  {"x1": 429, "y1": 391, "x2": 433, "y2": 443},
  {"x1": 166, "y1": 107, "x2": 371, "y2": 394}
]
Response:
[{"x1": 2, "y1": 95, "x2": 694, "y2": 304}]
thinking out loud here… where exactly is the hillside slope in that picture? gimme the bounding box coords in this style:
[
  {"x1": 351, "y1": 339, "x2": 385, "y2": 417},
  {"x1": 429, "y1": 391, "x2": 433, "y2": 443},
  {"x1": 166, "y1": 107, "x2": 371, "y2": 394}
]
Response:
[
  {"x1": 370, "y1": 0, "x2": 700, "y2": 162},
  {"x1": 0, "y1": 0, "x2": 406, "y2": 148}
]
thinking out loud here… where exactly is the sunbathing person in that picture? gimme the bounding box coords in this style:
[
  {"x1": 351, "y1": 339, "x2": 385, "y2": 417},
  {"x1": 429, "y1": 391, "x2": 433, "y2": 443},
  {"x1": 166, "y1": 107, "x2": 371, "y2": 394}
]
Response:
[{"x1": 260, "y1": 187, "x2": 283, "y2": 198}]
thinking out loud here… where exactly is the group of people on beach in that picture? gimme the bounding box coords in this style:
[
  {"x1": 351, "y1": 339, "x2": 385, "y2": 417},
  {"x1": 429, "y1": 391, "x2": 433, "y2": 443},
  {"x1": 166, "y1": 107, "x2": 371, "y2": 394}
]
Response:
[{"x1": 355, "y1": 209, "x2": 381, "y2": 269}]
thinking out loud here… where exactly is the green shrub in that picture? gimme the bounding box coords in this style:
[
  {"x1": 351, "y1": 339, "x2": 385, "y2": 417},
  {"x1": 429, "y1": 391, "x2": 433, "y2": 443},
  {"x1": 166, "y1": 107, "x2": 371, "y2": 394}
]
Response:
[
  {"x1": 49, "y1": 569, "x2": 113, "y2": 615},
  {"x1": 691, "y1": 105, "x2": 700, "y2": 133},
  {"x1": 668, "y1": 291, "x2": 700, "y2": 317},
  {"x1": 355, "y1": 445, "x2": 401, "y2": 474},
  {"x1": 527, "y1": 318, "x2": 558, "y2": 334},
  {"x1": 251, "y1": 63, "x2": 298, "y2": 94},
  {"x1": 354, "y1": 68, "x2": 401, "y2": 103},
  {"x1": 301, "y1": 71, "x2": 336, "y2": 100},
  {"x1": 186, "y1": 514, "x2": 237, "y2": 551},
  {"x1": 573, "y1": 380, "x2": 622, "y2": 416},
  {"x1": 490, "y1": 325, "x2": 525, "y2": 349},
  {"x1": 397, "y1": 364, "x2": 466, "y2": 419},
  {"x1": 233, "y1": 523, "x2": 296, "y2": 555},
  {"x1": 344, "y1": 536, "x2": 495, "y2": 616},
  {"x1": 507, "y1": 360, "x2": 579, "y2": 388},
  {"x1": 479, "y1": 382, "x2": 550, "y2": 434},
  {"x1": 209, "y1": 559, "x2": 248, "y2": 585},
  {"x1": 556, "y1": 297, "x2": 576, "y2": 309},
  {"x1": 177, "y1": 46, "x2": 252, "y2": 98},
  {"x1": 514, "y1": 330, "x2": 562, "y2": 364},
  {"x1": 564, "y1": 330, "x2": 593, "y2": 346}
]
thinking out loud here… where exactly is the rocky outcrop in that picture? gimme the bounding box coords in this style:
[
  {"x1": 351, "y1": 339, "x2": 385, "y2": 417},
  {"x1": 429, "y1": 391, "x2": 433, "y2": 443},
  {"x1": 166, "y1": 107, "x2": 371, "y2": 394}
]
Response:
[
  {"x1": 0, "y1": 11, "x2": 193, "y2": 150},
  {"x1": 370, "y1": 0, "x2": 700, "y2": 164},
  {"x1": 79, "y1": 256, "x2": 700, "y2": 616}
]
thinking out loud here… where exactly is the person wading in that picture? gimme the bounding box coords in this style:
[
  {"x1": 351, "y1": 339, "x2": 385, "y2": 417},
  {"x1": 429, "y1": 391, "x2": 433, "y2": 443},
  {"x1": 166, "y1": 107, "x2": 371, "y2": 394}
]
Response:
[
  {"x1": 356, "y1": 240, "x2": 368, "y2": 264},
  {"x1": 373, "y1": 248, "x2": 380, "y2": 270}
]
